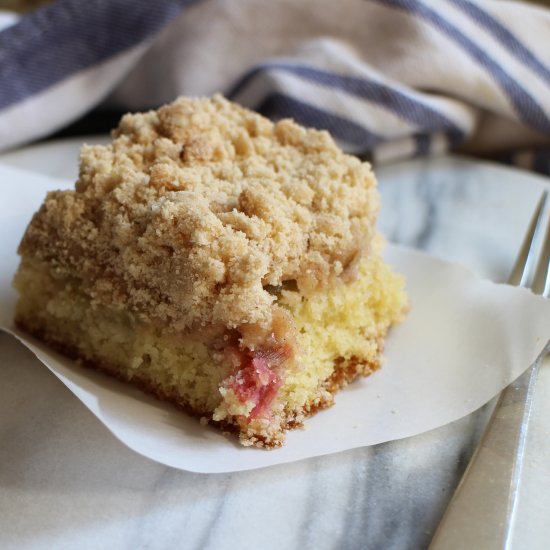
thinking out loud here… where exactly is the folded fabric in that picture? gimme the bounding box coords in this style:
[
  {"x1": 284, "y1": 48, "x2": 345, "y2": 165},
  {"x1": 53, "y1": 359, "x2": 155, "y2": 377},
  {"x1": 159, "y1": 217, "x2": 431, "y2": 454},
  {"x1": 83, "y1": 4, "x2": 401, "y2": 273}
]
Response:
[{"x1": 1, "y1": 0, "x2": 550, "y2": 171}]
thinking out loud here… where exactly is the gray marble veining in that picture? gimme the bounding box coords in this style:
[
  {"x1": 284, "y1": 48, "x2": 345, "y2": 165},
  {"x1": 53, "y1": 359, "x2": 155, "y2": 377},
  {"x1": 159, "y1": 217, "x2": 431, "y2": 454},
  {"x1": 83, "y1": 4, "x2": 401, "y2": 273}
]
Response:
[{"x1": 1, "y1": 146, "x2": 549, "y2": 550}]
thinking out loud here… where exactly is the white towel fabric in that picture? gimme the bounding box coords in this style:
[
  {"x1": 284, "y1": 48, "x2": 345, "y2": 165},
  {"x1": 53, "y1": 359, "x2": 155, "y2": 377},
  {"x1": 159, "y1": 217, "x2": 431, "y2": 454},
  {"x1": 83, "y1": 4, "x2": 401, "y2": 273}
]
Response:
[{"x1": 1, "y1": 0, "x2": 550, "y2": 170}]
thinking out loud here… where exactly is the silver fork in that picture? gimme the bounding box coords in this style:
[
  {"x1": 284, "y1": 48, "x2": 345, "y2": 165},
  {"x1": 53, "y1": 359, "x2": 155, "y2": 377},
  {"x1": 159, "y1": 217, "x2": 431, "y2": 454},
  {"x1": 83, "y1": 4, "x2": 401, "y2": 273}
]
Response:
[{"x1": 429, "y1": 190, "x2": 550, "y2": 550}]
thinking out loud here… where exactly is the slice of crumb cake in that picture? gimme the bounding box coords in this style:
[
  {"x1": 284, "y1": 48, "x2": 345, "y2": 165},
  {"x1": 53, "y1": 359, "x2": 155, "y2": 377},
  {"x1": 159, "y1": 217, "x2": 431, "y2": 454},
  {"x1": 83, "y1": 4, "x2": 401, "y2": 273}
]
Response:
[{"x1": 13, "y1": 95, "x2": 407, "y2": 448}]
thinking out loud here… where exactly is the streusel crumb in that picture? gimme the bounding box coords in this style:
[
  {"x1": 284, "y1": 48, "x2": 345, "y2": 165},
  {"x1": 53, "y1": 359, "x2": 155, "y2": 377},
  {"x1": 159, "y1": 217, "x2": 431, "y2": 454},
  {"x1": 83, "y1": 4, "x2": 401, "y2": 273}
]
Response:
[{"x1": 18, "y1": 95, "x2": 379, "y2": 331}]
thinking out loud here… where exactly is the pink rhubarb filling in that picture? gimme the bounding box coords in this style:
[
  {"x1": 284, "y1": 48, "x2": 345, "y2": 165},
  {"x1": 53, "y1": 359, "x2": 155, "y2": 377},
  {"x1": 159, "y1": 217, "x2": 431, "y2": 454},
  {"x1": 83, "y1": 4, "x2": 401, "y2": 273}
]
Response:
[{"x1": 222, "y1": 345, "x2": 292, "y2": 419}]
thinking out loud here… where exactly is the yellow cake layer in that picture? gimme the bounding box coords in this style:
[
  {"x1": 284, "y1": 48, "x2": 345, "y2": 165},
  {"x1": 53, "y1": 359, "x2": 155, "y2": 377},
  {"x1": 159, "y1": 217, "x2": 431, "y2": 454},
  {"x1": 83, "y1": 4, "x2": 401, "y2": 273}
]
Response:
[{"x1": 13, "y1": 251, "x2": 406, "y2": 446}]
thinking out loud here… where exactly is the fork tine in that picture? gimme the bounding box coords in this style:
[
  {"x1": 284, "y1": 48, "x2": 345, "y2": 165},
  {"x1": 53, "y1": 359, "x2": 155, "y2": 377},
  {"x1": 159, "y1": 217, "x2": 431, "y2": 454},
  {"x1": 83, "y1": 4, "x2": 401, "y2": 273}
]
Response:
[
  {"x1": 544, "y1": 256, "x2": 550, "y2": 299},
  {"x1": 532, "y1": 202, "x2": 550, "y2": 297},
  {"x1": 508, "y1": 190, "x2": 548, "y2": 287}
]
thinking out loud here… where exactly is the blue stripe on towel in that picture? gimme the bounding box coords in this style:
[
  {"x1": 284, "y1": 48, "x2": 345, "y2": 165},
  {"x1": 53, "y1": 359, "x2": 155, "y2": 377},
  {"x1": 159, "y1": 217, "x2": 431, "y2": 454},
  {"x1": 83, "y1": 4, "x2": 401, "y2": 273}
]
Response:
[
  {"x1": 451, "y1": 0, "x2": 550, "y2": 85},
  {"x1": 374, "y1": 0, "x2": 550, "y2": 134},
  {"x1": 414, "y1": 133, "x2": 432, "y2": 156},
  {"x1": 0, "y1": 0, "x2": 191, "y2": 110},
  {"x1": 229, "y1": 62, "x2": 465, "y2": 140},
  {"x1": 256, "y1": 93, "x2": 383, "y2": 149}
]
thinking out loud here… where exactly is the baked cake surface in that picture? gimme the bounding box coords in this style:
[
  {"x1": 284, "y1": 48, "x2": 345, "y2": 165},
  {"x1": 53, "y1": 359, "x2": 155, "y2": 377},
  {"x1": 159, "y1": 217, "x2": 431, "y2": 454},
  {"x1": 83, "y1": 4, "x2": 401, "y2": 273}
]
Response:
[{"x1": 13, "y1": 95, "x2": 408, "y2": 447}]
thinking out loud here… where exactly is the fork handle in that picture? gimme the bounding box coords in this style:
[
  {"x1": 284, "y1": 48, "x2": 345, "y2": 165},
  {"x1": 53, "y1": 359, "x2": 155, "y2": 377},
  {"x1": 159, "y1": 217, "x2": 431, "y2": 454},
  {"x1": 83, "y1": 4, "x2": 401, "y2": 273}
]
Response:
[{"x1": 429, "y1": 360, "x2": 540, "y2": 550}]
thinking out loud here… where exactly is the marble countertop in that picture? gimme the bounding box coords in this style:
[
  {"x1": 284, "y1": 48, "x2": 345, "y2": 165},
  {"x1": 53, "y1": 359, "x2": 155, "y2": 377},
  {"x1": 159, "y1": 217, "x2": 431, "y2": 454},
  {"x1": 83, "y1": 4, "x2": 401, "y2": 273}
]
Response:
[{"x1": 1, "y1": 140, "x2": 550, "y2": 550}]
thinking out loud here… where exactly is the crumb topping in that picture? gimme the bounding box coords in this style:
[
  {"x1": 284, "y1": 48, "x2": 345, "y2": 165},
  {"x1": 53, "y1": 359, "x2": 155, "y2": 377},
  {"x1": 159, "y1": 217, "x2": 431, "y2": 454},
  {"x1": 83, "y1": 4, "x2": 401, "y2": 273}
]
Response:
[{"x1": 18, "y1": 95, "x2": 380, "y2": 331}]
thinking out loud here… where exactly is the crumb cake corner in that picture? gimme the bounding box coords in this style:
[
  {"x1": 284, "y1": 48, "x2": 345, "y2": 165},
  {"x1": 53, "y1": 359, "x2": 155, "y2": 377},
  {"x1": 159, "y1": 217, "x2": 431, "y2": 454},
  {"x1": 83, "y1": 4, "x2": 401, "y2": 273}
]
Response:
[{"x1": 13, "y1": 94, "x2": 408, "y2": 448}]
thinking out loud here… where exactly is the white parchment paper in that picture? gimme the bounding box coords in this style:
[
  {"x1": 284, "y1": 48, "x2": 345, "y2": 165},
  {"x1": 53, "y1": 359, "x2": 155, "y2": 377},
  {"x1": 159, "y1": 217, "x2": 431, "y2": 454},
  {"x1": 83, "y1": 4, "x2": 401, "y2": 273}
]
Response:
[{"x1": 1, "y1": 164, "x2": 549, "y2": 473}]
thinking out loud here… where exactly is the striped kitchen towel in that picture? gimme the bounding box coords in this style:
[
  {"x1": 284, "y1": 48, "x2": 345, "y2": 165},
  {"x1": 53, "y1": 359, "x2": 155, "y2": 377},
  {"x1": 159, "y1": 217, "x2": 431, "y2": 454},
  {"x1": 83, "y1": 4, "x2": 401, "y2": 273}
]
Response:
[{"x1": 1, "y1": 0, "x2": 550, "y2": 171}]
